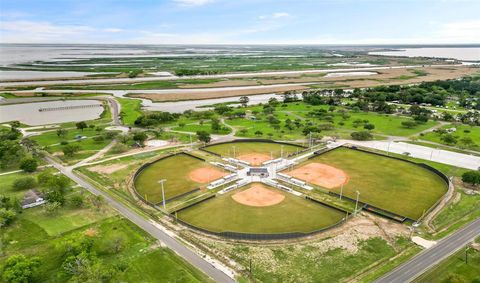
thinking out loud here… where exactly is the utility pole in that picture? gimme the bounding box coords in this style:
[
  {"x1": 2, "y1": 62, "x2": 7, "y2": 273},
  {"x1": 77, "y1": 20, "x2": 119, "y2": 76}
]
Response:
[
  {"x1": 355, "y1": 190, "x2": 360, "y2": 215},
  {"x1": 189, "y1": 133, "x2": 193, "y2": 150},
  {"x1": 158, "y1": 179, "x2": 167, "y2": 210}
]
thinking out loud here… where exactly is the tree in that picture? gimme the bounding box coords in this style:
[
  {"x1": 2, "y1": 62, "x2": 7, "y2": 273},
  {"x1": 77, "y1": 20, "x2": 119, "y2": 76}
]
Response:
[
  {"x1": 239, "y1": 128, "x2": 248, "y2": 135},
  {"x1": 132, "y1": 132, "x2": 148, "y2": 146},
  {"x1": 70, "y1": 194, "x2": 85, "y2": 208},
  {"x1": 254, "y1": 130, "x2": 263, "y2": 137},
  {"x1": 44, "y1": 201, "x2": 61, "y2": 214},
  {"x1": 401, "y1": 121, "x2": 417, "y2": 128},
  {"x1": 364, "y1": 123, "x2": 375, "y2": 131},
  {"x1": 19, "y1": 158, "x2": 38, "y2": 173},
  {"x1": 1, "y1": 254, "x2": 40, "y2": 283},
  {"x1": 460, "y1": 136, "x2": 474, "y2": 148},
  {"x1": 196, "y1": 131, "x2": 211, "y2": 143},
  {"x1": 462, "y1": 170, "x2": 480, "y2": 186},
  {"x1": 12, "y1": 176, "x2": 36, "y2": 191},
  {"x1": 239, "y1": 96, "x2": 249, "y2": 107},
  {"x1": 351, "y1": 131, "x2": 373, "y2": 141},
  {"x1": 211, "y1": 118, "x2": 221, "y2": 132},
  {"x1": 0, "y1": 208, "x2": 17, "y2": 227},
  {"x1": 62, "y1": 144, "x2": 81, "y2": 157},
  {"x1": 441, "y1": 134, "x2": 457, "y2": 145},
  {"x1": 76, "y1": 121, "x2": 88, "y2": 131},
  {"x1": 56, "y1": 128, "x2": 68, "y2": 138}
]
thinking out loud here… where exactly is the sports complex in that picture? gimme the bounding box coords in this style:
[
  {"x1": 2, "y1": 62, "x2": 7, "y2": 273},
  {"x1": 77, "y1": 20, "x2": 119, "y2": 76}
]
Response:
[{"x1": 133, "y1": 140, "x2": 449, "y2": 240}]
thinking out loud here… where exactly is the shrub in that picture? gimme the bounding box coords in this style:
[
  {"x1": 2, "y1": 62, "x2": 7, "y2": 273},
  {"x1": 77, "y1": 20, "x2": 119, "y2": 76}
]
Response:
[
  {"x1": 350, "y1": 131, "x2": 373, "y2": 141},
  {"x1": 12, "y1": 176, "x2": 37, "y2": 191},
  {"x1": 19, "y1": 158, "x2": 38, "y2": 173}
]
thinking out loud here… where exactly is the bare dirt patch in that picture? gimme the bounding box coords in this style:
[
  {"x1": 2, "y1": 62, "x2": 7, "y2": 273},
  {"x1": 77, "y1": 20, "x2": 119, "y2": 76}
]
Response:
[
  {"x1": 89, "y1": 163, "x2": 129, "y2": 174},
  {"x1": 232, "y1": 184, "x2": 285, "y2": 207},
  {"x1": 84, "y1": 228, "x2": 98, "y2": 237},
  {"x1": 287, "y1": 163, "x2": 349, "y2": 189},
  {"x1": 237, "y1": 153, "x2": 271, "y2": 166},
  {"x1": 129, "y1": 85, "x2": 307, "y2": 102},
  {"x1": 188, "y1": 166, "x2": 227, "y2": 183}
]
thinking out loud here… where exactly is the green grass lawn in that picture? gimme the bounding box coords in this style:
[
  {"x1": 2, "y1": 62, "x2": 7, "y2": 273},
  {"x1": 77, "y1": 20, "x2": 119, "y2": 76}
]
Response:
[
  {"x1": 172, "y1": 122, "x2": 231, "y2": 135},
  {"x1": 117, "y1": 97, "x2": 143, "y2": 125},
  {"x1": 414, "y1": 242, "x2": 480, "y2": 283},
  {"x1": 134, "y1": 153, "x2": 219, "y2": 203},
  {"x1": 300, "y1": 147, "x2": 448, "y2": 220},
  {"x1": 1, "y1": 215, "x2": 209, "y2": 282},
  {"x1": 31, "y1": 127, "x2": 104, "y2": 148},
  {"x1": 177, "y1": 183, "x2": 345, "y2": 234},
  {"x1": 203, "y1": 141, "x2": 303, "y2": 159},
  {"x1": 421, "y1": 123, "x2": 480, "y2": 150},
  {"x1": 21, "y1": 204, "x2": 115, "y2": 236},
  {"x1": 228, "y1": 102, "x2": 437, "y2": 140},
  {"x1": 123, "y1": 248, "x2": 211, "y2": 282},
  {"x1": 0, "y1": 168, "x2": 61, "y2": 199}
]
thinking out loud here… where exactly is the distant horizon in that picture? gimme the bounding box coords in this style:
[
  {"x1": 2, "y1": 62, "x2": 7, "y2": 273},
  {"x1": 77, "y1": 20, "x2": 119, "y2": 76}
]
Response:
[
  {"x1": 1, "y1": 43, "x2": 480, "y2": 47},
  {"x1": 1, "y1": 0, "x2": 480, "y2": 45}
]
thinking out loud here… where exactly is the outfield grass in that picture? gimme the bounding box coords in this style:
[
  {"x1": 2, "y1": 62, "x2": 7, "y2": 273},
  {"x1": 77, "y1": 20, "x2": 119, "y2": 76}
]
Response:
[
  {"x1": 177, "y1": 183, "x2": 345, "y2": 234},
  {"x1": 134, "y1": 153, "x2": 218, "y2": 203},
  {"x1": 301, "y1": 148, "x2": 448, "y2": 220},
  {"x1": 203, "y1": 141, "x2": 303, "y2": 159}
]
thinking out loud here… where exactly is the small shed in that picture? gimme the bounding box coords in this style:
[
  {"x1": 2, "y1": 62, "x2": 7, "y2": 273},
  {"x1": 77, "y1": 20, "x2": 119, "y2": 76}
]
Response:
[{"x1": 21, "y1": 190, "x2": 46, "y2": 209}]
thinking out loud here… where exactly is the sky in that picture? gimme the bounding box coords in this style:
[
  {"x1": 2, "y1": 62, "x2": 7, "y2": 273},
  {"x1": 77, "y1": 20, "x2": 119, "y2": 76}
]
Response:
[{"x1": 1, "y1": 0, "x2": 480, "y2": 45}]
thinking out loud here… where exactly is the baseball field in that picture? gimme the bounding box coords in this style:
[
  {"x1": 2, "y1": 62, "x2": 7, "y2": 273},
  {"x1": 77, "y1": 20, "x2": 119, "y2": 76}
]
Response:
[
  {"x1": 176, "y1": 183, "x2": 346, "y2": 234},
  {"x1": 286, "y1": 147, "x2": 448, "y2": 220},
  {"x1": 203, "y1": 141, "x2": 303, "y2": 165},
  {"x1": 134, "y1": 153, "x2": 226, "y2": 204}
]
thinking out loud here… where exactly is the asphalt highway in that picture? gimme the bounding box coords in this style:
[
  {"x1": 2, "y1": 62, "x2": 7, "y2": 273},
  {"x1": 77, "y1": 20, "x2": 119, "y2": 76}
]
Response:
[{"x1": 376, "y1": 218, "x2": 480, "y2": 283}]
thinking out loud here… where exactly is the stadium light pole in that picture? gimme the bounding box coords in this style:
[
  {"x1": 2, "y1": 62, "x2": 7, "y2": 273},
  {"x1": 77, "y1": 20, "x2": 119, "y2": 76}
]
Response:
[
  {"x1": 281, "y1": 145, "x2": 284, "y2": 159},
  {"x1": 158, "y1": 179, "x2": 167, "y2": 210},
  {"x1": 354, "y1": 190, "x2": 360, "y2": 215},
  {"x1": 232, "y1": 146, "x2": 236, "y2": 159}
]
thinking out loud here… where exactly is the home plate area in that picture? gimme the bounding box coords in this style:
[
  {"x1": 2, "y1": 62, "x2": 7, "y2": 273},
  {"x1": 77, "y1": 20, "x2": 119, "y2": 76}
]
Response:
[{"x1": 232, "y1": 184, "x2": 285, "y2": 207}]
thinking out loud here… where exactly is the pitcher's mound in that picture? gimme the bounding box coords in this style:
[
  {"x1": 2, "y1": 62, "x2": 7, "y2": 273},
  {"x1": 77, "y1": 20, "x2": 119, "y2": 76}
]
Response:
[
  {"x1": 237, "y1": 153, "x2": 271, "y2": 166},
  {"x1": 232, "y1": 184, "x2": 285, "y2": 207},
  {"x1": 189, "y1": 167, "x2": 227, "y2": 183},
  {"x1": 287, "y1": 163, "x2": 349, "y2": 189}
]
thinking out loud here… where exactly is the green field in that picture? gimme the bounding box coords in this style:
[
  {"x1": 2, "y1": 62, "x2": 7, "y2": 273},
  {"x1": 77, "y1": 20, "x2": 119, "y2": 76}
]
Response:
[
  {"x1": 177, "y1": 183, "x2": 345, "y2": 234},
  {"x1": 117, "y1": 97, "x2": 143, "y2": 125},
  {"x1": 134, "y1": 153, "x2": 216, "y2": 203},
  {"x1": 202, "y1": 141, "x2": 303, "y2": 159},
  {"x1": 421, "y1": 123, "x2": 480, "y2": 150},
  {"x1": 299, "y1": 148, "x2": 447, "y2": 220}
]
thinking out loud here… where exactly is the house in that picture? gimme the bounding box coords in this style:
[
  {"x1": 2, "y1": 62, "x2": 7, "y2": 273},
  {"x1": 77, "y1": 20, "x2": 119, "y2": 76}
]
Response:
[
  {"x1": 21, "y1": 190, "x2": 46, "y2": 209},
  {"x1": 446, "y1": 127, "x2": 457, "y2": 133}
]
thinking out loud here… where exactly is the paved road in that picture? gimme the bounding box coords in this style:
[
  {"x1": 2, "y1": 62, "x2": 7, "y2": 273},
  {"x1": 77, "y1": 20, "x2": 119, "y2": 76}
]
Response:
[
  {"x1": 376, "y1": 218, "x2": 480, "y2": 283},
  {"x1": 46, "y1": 157, "x2": 235, "y2": 283}
]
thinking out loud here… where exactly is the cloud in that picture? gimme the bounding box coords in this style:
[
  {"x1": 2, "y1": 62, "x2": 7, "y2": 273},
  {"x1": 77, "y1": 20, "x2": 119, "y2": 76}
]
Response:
[
  {"x1": 173, "y1": 0, "x2": 215, "y2": 7},
  {"x1": 103, "y1": 28, "x2": 123, "y2": 33},
  {"x1": 259, "y1": 12, "x2": 290, "y2": 20},
  {"x1": 0, "y1": 20, "x2": 93, "y2": 39},
  {"x1": 437, "y1": 20, "x2": 480, "y2": 42}
]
